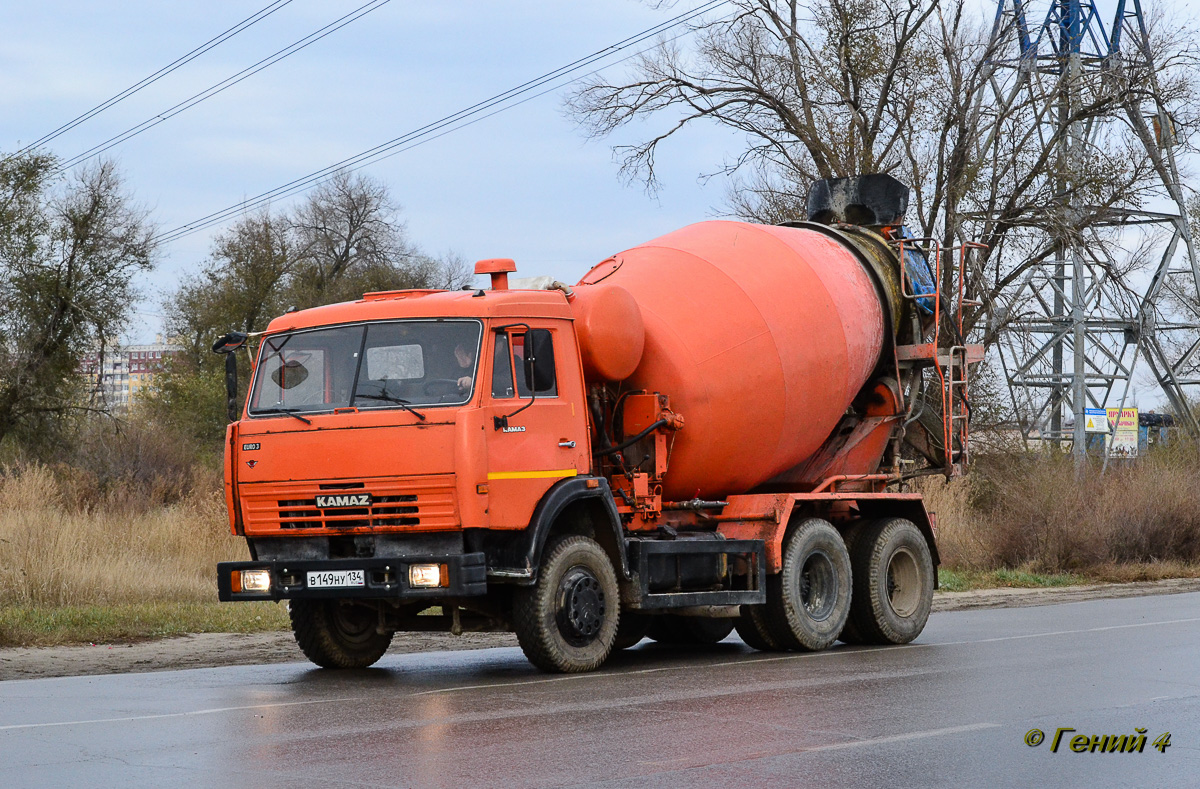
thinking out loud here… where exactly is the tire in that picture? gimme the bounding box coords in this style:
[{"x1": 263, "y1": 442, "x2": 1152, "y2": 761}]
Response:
[
  {"x1": 847, "y1": 517, "x2": 935, "y2": 645},
  {"x1": 513, "y1": 535, "x2": 620, "y2": 673},
  {"x1": 647, "y1": 615, "x2": 734, "y2": 645},
  {"x1": 761, "y1": 518, "x2": 852, "y2": 651},
  {"x1": 289, "y1": 599, "x2": 393, "y2": 669},
  {"x1": 735, "y1": 609, "x2": 781, "y2": 651},
  {"x1": 836, "y1": 521, "x2": 867, "y2": 645},
  {"x1": 836, "y1": 609, "x2": 867, "y2": 645},
  {"x1": 613, "y1": 611, "x2": 651, "y2": 650}
]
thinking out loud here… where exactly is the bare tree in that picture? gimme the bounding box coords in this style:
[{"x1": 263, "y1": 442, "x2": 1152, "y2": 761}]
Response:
[
  {"x1": 166, "y1": 170, "x2": 471, "y2": 359},
  {"x1": 567, "y1": 0, "x2": 1200, "y2": 342},
  {"x1": 287, "y1": 170, "x2": 471, "y2": 307}
]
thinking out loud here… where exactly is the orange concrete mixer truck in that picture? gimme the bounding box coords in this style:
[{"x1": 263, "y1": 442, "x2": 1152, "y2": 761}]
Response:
[{"x1": 214, "y1": 174, "x2": 982, "y2": 672}]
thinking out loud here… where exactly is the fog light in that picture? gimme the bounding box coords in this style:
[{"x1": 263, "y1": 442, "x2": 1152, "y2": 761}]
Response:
[
  {"x1": 409, "y1": 563, "x2": 442, "y2": 588},
  {"x1": 238, "y1": 568, "x2": 271, "y2": 593}
]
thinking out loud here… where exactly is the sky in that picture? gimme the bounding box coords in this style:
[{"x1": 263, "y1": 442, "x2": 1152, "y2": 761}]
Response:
[
  {"x1": 0, "y1": 0, "x2": 1195, "y2": 415},
  {"x1": 0, "y1": 0, "x2": 745, "y2": 342}
]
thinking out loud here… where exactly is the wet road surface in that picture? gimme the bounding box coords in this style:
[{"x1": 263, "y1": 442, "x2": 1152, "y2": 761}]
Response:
[{"x1": 2, "y1": 592, "x2": 1199, "y2": 788}]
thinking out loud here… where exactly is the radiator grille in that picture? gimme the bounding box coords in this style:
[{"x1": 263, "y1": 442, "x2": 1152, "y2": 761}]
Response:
[{"x1": 240, "y1": 476, "x2": 456, "y2": 534}]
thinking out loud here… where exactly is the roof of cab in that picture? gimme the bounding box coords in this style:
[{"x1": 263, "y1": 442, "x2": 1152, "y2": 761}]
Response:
[{"x1": 262, "y1": 287, "x2": 573, "y2": 334}]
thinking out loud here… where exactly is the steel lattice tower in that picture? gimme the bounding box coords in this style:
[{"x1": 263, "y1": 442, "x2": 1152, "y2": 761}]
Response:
[{"x1": 983, "y1": 0, "x2": 1200, "y2": 457}]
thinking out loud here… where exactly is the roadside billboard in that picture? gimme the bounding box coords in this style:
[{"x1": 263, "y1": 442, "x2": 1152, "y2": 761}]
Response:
[{"x1": 1106, "y1": 407, "x2": 1139, "y2": 458}]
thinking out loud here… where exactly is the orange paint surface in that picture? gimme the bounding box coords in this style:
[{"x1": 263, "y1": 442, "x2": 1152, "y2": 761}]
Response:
[{"x1": 578, "y1": 221, "x2": 886, "y2": 500}]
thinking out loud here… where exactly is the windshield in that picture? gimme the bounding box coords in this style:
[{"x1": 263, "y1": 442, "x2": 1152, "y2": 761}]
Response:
[{"x1": 248, "y1": 320, "x2": 482, "y2": 416}]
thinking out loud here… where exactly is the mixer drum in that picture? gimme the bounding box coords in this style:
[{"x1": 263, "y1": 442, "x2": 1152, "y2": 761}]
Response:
[{"x1": 577, "y1": 221, "x2": 887, "y2": 500}]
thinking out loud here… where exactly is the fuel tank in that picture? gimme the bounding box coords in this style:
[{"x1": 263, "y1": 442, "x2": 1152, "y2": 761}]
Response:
[{"x1": 573, "y1": 220, "x2": 896, "y2": 500}]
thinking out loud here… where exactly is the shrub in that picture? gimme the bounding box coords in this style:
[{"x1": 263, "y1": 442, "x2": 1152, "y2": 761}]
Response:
[{"x1": 923, "y1": 445, "x2": 1200, "y2": 575}]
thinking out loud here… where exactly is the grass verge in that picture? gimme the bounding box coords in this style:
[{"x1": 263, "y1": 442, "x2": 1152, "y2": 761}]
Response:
[
  {"x1": 937, "y1": 568, "x2": 1087, "y2": 592},
  {"x1": 936, "y1": 564, "x2": 1200, "y2": 592},
  {"x1": 0, "y1": 602, "x2": 290, "y2": 648}
]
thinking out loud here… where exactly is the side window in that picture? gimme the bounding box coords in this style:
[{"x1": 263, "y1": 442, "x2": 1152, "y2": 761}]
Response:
[
  {"x1": 494, "y1": 329, "x2": 557, "y2": 399},
  {"x1": 491, "y1": 334, "x2": 515, "y2": 398},
  {"x1": 525, "y1": 329, "x2": 557, "y2": 395}
]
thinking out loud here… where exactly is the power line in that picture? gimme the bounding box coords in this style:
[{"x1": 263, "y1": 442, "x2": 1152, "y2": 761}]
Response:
[
  {"x1": 55, "y1": 0, "x2": 392, "y2": 173},
  {"x1": 5, "y1": 0, "x2": 295, "y2": 163},
  {"x1": 158, "y1": 1, "x2": 726, "y2": 243},
  {"x1": 157, "y1": 1, "x2": 729, "y2": 245}
]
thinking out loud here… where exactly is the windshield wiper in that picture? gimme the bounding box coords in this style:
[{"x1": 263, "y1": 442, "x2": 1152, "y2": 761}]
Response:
[
  {"x1": 354, "y1": 390, "x2": 427, "y2": 421},
  {"x1": 254, "y1": 407, "x2": 313, "y2": 425}
]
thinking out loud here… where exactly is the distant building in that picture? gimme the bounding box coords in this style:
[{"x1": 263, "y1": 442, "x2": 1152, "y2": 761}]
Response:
[{"x1": 80, "y1": 335, "x2": 182, "y2": 409}]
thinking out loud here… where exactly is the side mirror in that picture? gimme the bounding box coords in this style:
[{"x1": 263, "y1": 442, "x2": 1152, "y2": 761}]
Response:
[
  {"x1": 523, "y1": 329, "x2": 556, "y2": 393},
  {"x1": 212, "y1": 331, "x2": 248, "y2": 422},
  {"x1": 211, "y1": 332, "x2": 248, "y2": 355}
]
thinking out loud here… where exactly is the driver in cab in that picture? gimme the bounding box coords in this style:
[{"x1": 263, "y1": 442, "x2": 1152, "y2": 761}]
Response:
[{"x1": 454, "y1": 342, "x2": 475, "y2": 392}]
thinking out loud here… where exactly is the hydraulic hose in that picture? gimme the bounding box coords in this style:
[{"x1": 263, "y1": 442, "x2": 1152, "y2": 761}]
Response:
[{"x1": 593, "y1": 419, "x2": 669, "y2": 458}]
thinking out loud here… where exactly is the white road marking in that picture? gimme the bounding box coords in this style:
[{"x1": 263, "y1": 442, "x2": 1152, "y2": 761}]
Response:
[
  {"x1": 637, "y1": 723, "x2": 1002, "y2": 768},
  {"x1": 0, "y1": 698, "x2": 354, "y2": 731},
  {"x1": 802, "y1": 722, "x2": 1002, "y2": 752},
  {"x1": 933, "y1": 616, "x2": 1200, "y2": 647}
]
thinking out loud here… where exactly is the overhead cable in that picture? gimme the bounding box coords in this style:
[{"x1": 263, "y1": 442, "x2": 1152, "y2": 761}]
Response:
[
  {"x1": 157, "y1": 1, "x2": 729, "y2": 245},
  {"x1": 4, "y1": 0, "x2": 296, "y2": 163},
  {"x1": 54, "y1": 0, "x2": 392, "y2": 173}
]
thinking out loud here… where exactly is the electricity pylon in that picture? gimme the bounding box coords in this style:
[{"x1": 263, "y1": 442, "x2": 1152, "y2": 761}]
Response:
[{"x1": 984, "y1": 0, "x2": 1200, "y2": 457}]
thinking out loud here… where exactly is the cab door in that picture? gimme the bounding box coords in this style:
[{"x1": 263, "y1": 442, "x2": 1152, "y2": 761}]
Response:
[{"x1": 484, "y1": 322, "x2": 588, "y2": 528}]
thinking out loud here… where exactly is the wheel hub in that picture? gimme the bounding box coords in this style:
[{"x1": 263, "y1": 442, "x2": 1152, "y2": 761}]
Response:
[
  {"x1": 799, "y1": 550, "x2": 837, "y2": 622},
  {"x1": 885, "y1": 547, "x2": 921, "y2": 617},
  {"x1": 329, "y1": 602, "x2": 378, "y2": 645},
  {"x1": 556, "y1": 566, "x2": 606, "y2": 647}
]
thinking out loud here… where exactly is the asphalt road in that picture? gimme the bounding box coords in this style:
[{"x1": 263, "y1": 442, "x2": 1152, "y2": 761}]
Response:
[{"x1": 2, "y1": 593, "x2": 1199, "y2": 788}]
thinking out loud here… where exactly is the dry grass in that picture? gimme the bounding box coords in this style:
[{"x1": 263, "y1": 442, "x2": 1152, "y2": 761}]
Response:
[
  {"x1": 915, "y1": 474, "x2": 983, "y2": 568},
  {"x1": 5, "y1": 437, "x2": 1200, "y2": 647},
  {"x1": 0, "y1": 464, "x2": 249, "y2": 607},
  {"x1": 919, "y1": 446, "x2": 1200, "y2": 581},
  {"x1": 0, "y1": 462, "x2": 279, "y2": 647}
]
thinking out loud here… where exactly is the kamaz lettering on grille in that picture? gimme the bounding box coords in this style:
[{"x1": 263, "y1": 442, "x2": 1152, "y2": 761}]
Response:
[{"x1": 315, "y1": 493, "x2": 372, "y2": 508}]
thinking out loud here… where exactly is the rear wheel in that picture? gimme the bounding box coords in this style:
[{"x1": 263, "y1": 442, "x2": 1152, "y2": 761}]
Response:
[
  {"x1": 512, "y1": 535, "x2": 620, "y2": 673},
  {"x1": 761, "y1": 518, "x2": 852, "y2": 651},
  {"x1": 847, "y1": 518, "x2": 934, "y2": 644},
  {"x1": 290, "y1": 599, "x2": 393, "y2": 669},
  {"x1": 647, "y1": 615, "x2": 734, "y2": 645}
]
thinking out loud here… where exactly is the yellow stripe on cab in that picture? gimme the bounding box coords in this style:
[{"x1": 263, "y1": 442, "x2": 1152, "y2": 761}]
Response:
[{"x1": 486, "y1": 469, "x2": 578, "y2": 481}]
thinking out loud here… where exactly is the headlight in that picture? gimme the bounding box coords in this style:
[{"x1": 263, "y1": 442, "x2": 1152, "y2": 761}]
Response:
[
  {"x1": 234, "y1": 568, "x2": 271, "y2": 593},
  {"x1": 409, "y1": 563, "x2": 443, "y2": 588}
]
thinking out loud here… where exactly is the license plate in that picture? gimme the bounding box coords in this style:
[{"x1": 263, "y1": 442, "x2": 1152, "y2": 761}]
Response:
[{"x1": 306, "y1": 569, "x2": 365, "y2": 589}]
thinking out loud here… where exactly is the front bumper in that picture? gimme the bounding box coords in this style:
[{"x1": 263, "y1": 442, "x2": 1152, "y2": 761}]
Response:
[{"x1": 217, "y1": 553, "x2": 487, "y2": 602}]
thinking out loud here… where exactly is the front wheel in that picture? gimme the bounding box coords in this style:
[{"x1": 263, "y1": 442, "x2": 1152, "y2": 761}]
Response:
[
  {"x1": 289, "y1": 599, "x2": 393, "y2": 669},
  {"x1": 513, "y1": 535, "x2": 620, "y2": 672}
]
